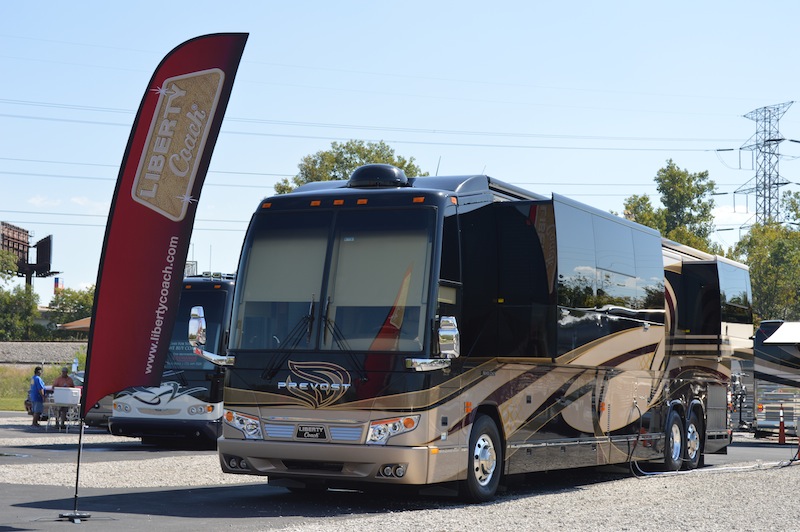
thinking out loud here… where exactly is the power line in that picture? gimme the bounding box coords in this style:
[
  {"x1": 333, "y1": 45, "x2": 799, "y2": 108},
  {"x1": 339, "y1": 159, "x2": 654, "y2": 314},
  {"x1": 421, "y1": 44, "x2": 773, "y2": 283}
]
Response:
[
  {"x1": 0, "y1": 170, "x2": 279, "y2": 188},
  {"x1": 0, "y1": 168, "x2": 749, "y2": 192},
  {"x1": 0, "y1": 157, "x2": 293, "y2": 177},
  {"x1": 1, "y1": 111, "x2": 727, "y2": 151},
  {"x1": 0, "y1": 34, "x2": 763, "y2": 105},
  {"x1": 0, "y1": 209, "x2": 247, "y2": 224},
  {"x1": 0, "y1": 99, "x2": 743, "y2": 145},
  {"x1": 0, "y1": 219, "x2": 246, "y2": 231}
]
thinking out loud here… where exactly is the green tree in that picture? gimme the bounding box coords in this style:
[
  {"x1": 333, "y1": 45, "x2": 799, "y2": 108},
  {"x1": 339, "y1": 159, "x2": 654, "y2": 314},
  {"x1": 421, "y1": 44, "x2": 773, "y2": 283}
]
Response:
[
  {"x1": 48, "y1": 286, "x2": 94, "y2": 327},
  {"x1": 0, "y1": 284, "x2": 40, "y2": 340},
  {"x1": 275, "y1": 140, "x2": 428, "y2": 194},
  {"x1": 622, "y1": 194, "x2": 664, "y2": 232},
  {"x1": 623, "y1": 159, "x2": 720, "y2": 253},
  {"x1": 782, "y1": 190, "x2": 800, "y2": 222},
  {"x1": 0, "y1": 249, "x2": 19, "y2": 284},
  {"x1": 732, "y1": 223, "x2": 800, "y2": 321}
]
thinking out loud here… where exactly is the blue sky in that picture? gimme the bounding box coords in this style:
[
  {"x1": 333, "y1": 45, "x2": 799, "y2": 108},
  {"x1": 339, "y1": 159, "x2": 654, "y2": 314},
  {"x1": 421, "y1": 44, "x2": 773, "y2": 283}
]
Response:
[{"x1": 2, "y1": 1, "x2": 800, "y2": 307}]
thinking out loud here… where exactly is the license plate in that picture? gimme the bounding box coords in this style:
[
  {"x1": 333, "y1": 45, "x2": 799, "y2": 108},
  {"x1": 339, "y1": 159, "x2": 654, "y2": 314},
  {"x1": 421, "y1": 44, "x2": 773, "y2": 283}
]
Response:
[{"x1": 296, "y1": 425, "x2": 327, "y2": 440}]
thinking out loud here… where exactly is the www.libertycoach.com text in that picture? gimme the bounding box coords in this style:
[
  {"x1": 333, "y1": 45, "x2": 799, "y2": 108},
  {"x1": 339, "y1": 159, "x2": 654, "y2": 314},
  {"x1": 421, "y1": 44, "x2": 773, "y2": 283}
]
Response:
[{"x1": 146, "y1": 235, "x2": 180, "y2": 374}]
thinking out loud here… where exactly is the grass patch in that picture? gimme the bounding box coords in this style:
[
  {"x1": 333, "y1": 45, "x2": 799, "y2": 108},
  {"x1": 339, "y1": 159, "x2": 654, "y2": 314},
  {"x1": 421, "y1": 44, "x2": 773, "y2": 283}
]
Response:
[
  {"x1": 0, "y1": 397, "x2": 26, "y2": 412},
  {"x1": 0, "y1": 365, "x2": 70, "y2": 412}
]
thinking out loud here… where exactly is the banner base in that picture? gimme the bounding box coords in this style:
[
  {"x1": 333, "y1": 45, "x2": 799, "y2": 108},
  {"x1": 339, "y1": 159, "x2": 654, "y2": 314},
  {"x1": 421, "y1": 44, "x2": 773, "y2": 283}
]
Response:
[{"x1": 59, "y1": 511, "x2": 91, "y2": 523}]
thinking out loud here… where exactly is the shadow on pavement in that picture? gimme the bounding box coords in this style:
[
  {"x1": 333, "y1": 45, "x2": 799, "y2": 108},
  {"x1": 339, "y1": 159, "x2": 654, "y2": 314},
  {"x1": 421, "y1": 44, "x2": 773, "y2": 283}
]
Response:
[
  {"x1": 14, "y1": 467, "x2": 631, "y2": 523},
  {"x1": 14, "y1": 483, "x2": 447, "y2": 521}
]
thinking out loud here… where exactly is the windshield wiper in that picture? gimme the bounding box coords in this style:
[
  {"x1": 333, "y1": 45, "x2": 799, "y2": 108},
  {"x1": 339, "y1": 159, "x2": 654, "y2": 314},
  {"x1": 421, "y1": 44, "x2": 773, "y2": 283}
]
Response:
[
  {"x1": 323, "y1": 296, "x2": 330, "y2": 345},
  {"x1": 322, "y1": 297, "x2": 367, "y2": 382},
  {"x1": 262, "y1": 295, "x2": 316, "y2": 381},
  {"x1": 307, "y1": 295, "x2": 315, "y2": 343}
]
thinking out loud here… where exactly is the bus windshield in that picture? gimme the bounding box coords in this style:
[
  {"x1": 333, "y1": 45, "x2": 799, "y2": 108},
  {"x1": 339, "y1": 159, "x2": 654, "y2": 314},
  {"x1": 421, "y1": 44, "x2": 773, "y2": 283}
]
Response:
[
  {"x1": 167, "y1": 289, "x2": 228, "y2": 372},
  {"x1": 233, "y1": 207, "x2": 434, "y2": 353}
]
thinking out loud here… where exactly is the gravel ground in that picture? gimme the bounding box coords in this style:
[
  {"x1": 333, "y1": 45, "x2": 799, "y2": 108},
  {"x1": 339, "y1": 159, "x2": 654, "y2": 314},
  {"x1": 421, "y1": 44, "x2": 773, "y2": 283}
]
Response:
[
  {"x1": 0, "y1": 415, "x2": 253, "y2": 489},
  {"x1": 279, "y1": 463, "x2": 800, "y2": 532},
  {"x1": 4, "y1": 413, "x2": 800, "y2": 531}
]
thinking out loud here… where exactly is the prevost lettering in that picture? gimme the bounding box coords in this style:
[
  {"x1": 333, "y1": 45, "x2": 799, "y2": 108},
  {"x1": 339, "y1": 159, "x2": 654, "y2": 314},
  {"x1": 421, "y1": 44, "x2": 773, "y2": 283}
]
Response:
[{"x1": 278, "y1": 381, "x2": 352, "y2": 391}]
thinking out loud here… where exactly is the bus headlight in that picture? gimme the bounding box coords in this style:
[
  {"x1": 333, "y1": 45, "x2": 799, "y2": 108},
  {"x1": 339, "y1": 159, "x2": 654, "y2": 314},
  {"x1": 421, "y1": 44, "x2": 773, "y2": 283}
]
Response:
[
  {"x1": 223, "y1": 410, "x2": 263, "y2": 439},
  {"x1": 113, "y1": 402, "x2": 131, "y2": 413},
  {"x1": 366, "y1": 415, "x2": 420, "y2": 445}
]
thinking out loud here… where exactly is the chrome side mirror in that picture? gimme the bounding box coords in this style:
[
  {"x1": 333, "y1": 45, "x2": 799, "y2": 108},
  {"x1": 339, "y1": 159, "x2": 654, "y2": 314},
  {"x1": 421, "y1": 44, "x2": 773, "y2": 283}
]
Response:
[
  {"x1": 189, "y1": 305, "x2": 234, "y2": 366},
  {"x1": 188, "y1": 306, "x2": 207, "y2": 349},
  {"x1": 438, "y1": 316, "x2": 460, "y2": 359}
]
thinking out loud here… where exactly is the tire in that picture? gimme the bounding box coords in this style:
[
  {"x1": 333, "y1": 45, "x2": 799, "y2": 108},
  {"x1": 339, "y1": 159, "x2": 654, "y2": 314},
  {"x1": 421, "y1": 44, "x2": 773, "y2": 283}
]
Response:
[
  {"x1": 463, "y1": 414, "x2": 502, "y2": 503},
  {"x1": 684, "y1": 411, "x2": 703, "y2": 470},
  {"x1": 663, "y1": 410, "x2": 684, "y2": 472}
]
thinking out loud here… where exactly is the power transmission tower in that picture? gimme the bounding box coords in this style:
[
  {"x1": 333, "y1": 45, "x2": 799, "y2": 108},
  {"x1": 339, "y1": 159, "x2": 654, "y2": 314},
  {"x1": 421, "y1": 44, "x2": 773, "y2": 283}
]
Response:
[{"x1": 736, "y1": 101, "x2": 793, "y2": 225}]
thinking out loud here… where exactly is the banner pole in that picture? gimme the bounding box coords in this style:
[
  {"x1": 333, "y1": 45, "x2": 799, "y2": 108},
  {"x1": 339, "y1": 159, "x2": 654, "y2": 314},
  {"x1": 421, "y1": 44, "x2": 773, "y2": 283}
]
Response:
[{"x1": 59, "y1": 419, "x2": 91, "y2": 523}]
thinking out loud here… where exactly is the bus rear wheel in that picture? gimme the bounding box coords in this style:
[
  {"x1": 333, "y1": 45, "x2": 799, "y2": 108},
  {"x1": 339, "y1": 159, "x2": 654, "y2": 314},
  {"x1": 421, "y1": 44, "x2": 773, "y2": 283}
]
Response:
[
  {"x1": 683, "y1": 411, "x2": 703, "y2": 470},
  {"x1": 663, "y1": 410, "x2": 684, "y2": 471},
  {"x1": 463, "y1": 414, "x2": 502, "y2": 503}
]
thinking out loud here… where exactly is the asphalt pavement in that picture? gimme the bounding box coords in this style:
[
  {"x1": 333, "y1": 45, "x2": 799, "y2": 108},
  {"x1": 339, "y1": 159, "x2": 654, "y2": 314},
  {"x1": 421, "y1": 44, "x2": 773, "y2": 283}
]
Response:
[{"x1": 2, "y1": 410, "x2": 799, "y2": 531}]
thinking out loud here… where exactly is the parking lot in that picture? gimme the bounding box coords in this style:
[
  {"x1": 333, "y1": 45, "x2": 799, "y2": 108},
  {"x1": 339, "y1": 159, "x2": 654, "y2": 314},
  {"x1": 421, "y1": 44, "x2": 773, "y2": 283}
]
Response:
[{"x1": 2, "y1": 410, "x2": 800, "y2": 531}]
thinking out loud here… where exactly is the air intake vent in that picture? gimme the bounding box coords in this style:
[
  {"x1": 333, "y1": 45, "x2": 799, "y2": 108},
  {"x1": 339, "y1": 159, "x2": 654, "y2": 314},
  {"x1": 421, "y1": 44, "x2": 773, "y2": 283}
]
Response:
[
  {"x1": 347, "y1": 164, "x2": 409, "y2": 188},
  {"x1": 283, "y1": 460, "x2": 343, "y2": 472}
]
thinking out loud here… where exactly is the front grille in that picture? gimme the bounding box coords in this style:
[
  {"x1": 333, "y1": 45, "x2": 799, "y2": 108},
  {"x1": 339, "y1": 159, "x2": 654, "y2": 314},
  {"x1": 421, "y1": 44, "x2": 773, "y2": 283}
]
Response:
[
  {"x1": 283, "y1": 460, "x2": 343, "y2": 472},
  {"x1": 263, "y1": 423, "x2": 295, "y2": 439},
  {"x1": 137, "y1": 408, "x2": 181, "y2": 416},
  {"x1": 330, "y1": 426, "x2": 362, "y2": 441},
  {"x1": 263, "y1": 423, "x2": 363, "y2": 442}
]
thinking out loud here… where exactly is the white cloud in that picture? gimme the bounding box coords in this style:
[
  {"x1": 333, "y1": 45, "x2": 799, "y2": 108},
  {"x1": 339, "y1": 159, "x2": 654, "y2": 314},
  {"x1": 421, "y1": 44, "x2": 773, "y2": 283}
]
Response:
[
  {"x1": 71, "y1": 196, "x2": 109, "y2": 215},
  {"x1": 28, "y1": 195, "x2": 61, "y2": 207}
]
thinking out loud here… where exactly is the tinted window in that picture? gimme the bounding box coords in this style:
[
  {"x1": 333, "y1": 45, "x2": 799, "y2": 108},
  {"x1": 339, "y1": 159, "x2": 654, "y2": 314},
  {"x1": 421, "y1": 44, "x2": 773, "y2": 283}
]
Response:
[
  {"x1": 718, "y1": 261, "x2": 753, "y2": 324},
  {"x1": 233, "y1": 211, "x2": 331, "y2": 350},
  {"x1": 680, "y1": 262, "x2": 720, "y2": 335},
  {"x1": 440, "y1": 210, "x2": 460, "y2": 283},
  {"x1": 555, "y1": 202, "x2": 596, "y2": 308},
  {"x1": 632, "y1": 229, "x2": 665, "y2": 319},
  {"x1": 594, "y1": 216, "x2": 635, "y2": 277},
  {"x1": 232, "y1": 208, "x2": 433, "y2": 353},
  {"x1": 169, "y1": 289, "x2": 227, "y2": 371},
  {"x1": 323, "y1": 209, "x2": 433, "y2": 352}
]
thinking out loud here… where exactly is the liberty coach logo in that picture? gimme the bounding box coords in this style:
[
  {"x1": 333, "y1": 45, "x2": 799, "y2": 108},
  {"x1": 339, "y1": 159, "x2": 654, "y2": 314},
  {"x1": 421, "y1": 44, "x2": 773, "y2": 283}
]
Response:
[
  {"x1": 278, "y1": 361, "x2": 352, "y2": 408},
  {"x1": 131, "y1": 68, "x2": 225, "y2": 221}
]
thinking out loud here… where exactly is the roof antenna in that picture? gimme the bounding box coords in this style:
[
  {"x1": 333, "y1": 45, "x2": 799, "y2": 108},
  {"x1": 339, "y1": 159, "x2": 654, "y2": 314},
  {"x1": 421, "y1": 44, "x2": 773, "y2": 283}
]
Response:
[{"x1": 435, "y1": 156, "x2": 441, "y2": 176}]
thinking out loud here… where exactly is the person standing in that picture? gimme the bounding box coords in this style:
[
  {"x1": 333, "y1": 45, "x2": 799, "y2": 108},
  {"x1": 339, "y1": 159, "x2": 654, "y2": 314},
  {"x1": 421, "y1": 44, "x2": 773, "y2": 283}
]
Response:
[
  {"x1": 29, "y1": 366, "x2": 46, "y2": 427},
  {"x1": 52, "y1": 367, "x2": 75, "y2": 430}
]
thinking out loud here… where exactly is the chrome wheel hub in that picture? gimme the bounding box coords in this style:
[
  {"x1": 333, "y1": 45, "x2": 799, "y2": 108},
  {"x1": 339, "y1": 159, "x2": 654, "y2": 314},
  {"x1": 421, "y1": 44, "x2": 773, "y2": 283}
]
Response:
[
  {"x1": 670, "y1": 422, "x2": 682, "y2": 462},
  {"x1": 472, "y1": 433, "x2": 497, "y2": 486}
]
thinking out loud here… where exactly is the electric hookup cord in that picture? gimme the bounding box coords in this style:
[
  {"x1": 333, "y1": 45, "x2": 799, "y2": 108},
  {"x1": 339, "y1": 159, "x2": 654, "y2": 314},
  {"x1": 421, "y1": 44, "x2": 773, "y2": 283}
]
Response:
[{"x1": 630, "y1": 455, "x2": 800, "y2": 479}]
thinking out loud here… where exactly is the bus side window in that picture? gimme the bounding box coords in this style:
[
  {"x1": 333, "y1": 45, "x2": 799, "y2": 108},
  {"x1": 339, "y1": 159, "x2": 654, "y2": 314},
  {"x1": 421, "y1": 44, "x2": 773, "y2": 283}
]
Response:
[{"x1": 438, "y1": 210, "x2": 461, "y2": 321}]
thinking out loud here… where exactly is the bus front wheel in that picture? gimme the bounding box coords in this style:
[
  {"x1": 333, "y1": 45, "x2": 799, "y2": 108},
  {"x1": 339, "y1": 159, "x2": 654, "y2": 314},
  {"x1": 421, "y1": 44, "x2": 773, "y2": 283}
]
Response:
[{"x1": 463, "y1": 414, "x2": 502, "y2": 503}]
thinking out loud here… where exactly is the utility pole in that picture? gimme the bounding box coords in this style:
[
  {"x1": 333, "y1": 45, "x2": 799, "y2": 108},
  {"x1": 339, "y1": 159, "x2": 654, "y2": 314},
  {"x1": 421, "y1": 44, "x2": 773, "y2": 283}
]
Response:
[{"x1": 736, "y1": 101, "x2": 793, "y2": 225}]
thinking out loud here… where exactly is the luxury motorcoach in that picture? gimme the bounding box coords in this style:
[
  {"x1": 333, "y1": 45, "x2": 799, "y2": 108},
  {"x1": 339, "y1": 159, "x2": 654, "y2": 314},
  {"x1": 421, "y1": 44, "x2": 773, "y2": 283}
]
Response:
[{"x1": 190, "y1": 164, "x2": 753, "y2": 501}]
